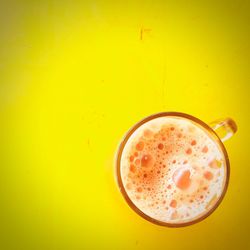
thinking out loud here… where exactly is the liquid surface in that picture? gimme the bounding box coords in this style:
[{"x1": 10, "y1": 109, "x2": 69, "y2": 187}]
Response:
[{"x1": 120, "y1": 116, "x2": 227, "y2": 224}]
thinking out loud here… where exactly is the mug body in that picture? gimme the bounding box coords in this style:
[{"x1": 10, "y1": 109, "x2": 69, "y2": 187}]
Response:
[{"x1": 116, "y1": 112, "x2": 230, "y2": 227}]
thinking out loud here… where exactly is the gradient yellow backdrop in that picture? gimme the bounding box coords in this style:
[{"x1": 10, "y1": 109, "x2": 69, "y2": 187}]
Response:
[{"x1": 0, "y1": 1, "x2": 249, "y2": 249}]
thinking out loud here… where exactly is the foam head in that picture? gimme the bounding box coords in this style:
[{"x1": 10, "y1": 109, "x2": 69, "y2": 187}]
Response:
[{"x1": 119, "y1": 116, "x2": 227, "y2": 225}]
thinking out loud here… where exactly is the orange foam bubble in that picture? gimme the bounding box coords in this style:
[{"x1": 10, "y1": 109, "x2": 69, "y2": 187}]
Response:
[
  {"x1": 136, "y1": 141, "x2": 144, "y2": 151},
  {"x1": 202, "y1": 146, "x2": 208, "y2": 153},
  {"x1": 129, "y1": 164, "x2": 136, "y2": 173},
  {"x1": 135, "y1": 159, "x2": 140, "y2": 165},
  {"x1": 186, "y1": 148, "x2": 192, "y2": 155},
  {"x1": 177, "y1": 133, "x2": 182, "y2": 138},
  {"x1": 125, "y1": 183, "x2": 132, "y2": 190},
  {"x1": 204, "y1": 171, "x2": 213, "y2": 180},
  {"x1": 170, "y1": 199, "x2": 177, "y2": 208},
  {"x1": 209, "y1": 159, "x2": 222, "y2": 169},
  {"x1": 134, "y1": 152, "x2": 138, "y2": 157},
  {"x1": 141, "y1": 154, "x2": 153, "y2": 168},
  {"x1": 191, "y1": 140, "x2": 197, "y2": 146},
  {"x1": 173, "y1": 168, "x2": 191, "y2": 190},
  {"x1": 135, "y1": 195, "x2": 141, "y2": 200},
  {"x1": 144, "y1": 129, "x2": 153, "y2": 138}
]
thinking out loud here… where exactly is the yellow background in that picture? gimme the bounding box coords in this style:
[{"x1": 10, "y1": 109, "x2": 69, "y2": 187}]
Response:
[{"x1": 0, "y1": 1, "x2": 249, "y2": 249}]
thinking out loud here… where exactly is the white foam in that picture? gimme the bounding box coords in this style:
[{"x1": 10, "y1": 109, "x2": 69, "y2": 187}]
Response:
[{"x1": 120, "y1": 116, "x2": 227, "y2": 224}]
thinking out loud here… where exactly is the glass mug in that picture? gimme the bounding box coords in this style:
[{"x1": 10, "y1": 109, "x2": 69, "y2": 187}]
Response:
[{"x1": 116, "y1": 112, "x2": 237, "y2": 227}]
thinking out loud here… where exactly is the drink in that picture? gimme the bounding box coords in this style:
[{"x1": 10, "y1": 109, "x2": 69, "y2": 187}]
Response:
[{"x1": 116, "y1": 113, "x2": 234, "y2": 226}]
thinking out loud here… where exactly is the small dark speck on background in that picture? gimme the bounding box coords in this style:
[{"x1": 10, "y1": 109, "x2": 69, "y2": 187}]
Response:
[{"x1": 140, "y1": 27, "x2": 152, "y2": 41}]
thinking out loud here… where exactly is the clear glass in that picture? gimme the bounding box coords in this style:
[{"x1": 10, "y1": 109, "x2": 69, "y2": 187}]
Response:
[
  {"x1": 209, "y1": 118, "x2": 237, "y2": 142},
  {"x1": 116, "y1": 112, "x2": 237, "y2": 227}
]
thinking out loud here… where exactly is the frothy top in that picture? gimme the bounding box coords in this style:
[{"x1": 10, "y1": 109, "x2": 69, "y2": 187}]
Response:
[{"x1": 120, "y1": 116, "x2": 227, "y2": 225}]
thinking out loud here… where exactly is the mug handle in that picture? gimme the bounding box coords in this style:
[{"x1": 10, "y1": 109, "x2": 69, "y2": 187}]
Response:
[{"x1": 209, "y1": 118, "x2": 237, "y2": 142}]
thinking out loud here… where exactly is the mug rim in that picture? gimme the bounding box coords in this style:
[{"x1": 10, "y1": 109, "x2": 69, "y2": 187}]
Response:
[{"x1": 116, "y1": 112, "x2": 230, "y2": 227}]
